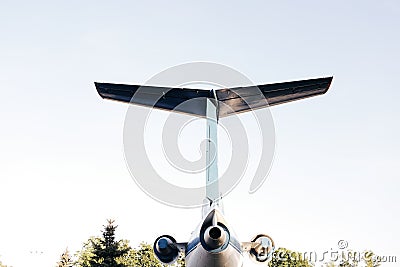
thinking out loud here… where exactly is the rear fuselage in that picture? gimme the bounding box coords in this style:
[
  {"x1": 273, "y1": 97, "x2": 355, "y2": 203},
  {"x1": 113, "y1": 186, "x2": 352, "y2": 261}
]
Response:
[{"x1": 185, "y1": 208, "x2": 243, "y2": 267}]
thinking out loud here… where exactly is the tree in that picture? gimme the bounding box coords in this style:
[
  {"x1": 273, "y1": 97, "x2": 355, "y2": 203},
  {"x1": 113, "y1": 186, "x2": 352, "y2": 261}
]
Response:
[
  {"x1": 132, "y1": 242, "x2": 184, "y2": 267},
  {"x1": 89, "y1": 219, "x2": 130, "y2": 267},
  {"x1": 75, "y1": 237, "x2": 98, "y2": 267},
  {"x1": 322, "y1": 249, "x2": 382, "y2": 267},
  {"x1": 363, "y1": 250, "x2": 381, "y2": 267},
  {"x1": 75, "y1": 219, "x2": 130, "y2": 267},
  {"x1": 324, "y1": 249, "x2": 381, "y2": 267},
  {"x1": 75, "y1": 238, "x2": 185, "y2": 267},
  {"x1": 268, "y1": 247, "x2": 313, "y2": 267},
  {"x1": 338, "y1": 250, "x2": 360, "y2": 267},
  {"x1": 133, "y1": 243, "x2": 163, "y2": 267},
  {"x1": 74, "y1": 217, "x2": 184, "y2": 267},
  {"x1": 56, "y1": 248, "x2": 73, "y2": 267}
]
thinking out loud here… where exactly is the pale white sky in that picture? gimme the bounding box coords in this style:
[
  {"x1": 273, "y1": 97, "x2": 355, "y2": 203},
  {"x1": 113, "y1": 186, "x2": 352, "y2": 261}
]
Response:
[{"x1": 0, "y1": 1, "x2": 399, "y2": 266}]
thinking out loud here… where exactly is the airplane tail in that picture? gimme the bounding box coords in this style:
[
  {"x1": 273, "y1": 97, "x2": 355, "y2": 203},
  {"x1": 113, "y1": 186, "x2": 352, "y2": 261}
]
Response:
[
  {"x1": 95, "y1": 77, "x2": 333, "y2": 212},
  {"x1": 95, "y1": 77, "x2": 332, "y2": 119}
]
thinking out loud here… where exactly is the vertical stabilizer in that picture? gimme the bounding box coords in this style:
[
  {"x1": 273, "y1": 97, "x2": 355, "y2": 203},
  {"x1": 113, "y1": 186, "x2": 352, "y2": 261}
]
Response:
[{"x1": 206, "y1": 95, "x2": 219, "y2": 204}]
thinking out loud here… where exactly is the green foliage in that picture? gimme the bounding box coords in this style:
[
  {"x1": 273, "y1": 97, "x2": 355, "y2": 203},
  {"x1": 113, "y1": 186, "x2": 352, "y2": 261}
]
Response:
[
  {"x1": 268, "y1": 247, "x2": 383, "y2": 267},
  {"x1": 363, "y1": 250, "x2": 381, "y2": 267},
  {"x1": 268, "y1": 247, "x2": 313, "y2": 267},
  {"x1": 76, "y1": 238, "x2": 185, "y2": 267},
  {"x1": 132, "y1": 242, "x2": 186, "y2": 267},
  {"x1": 114, "y1": 240, "x2": 137, "y2": 267},
  {"x1": 75, "y1": 219, "x2": 131, "y2": 267},
  {"x1": 176, "y1": 251, "x2": 185, "y2": 267},
  {"x1": 338, "y1": 250, "x2": 360, "y2": 267},
  {"x1": 71, "y1": 219, "x2": 383, "y2": 267},
  {"x1": 324, "y1": 249, "x2": 382, "y2": 267},
  {"x1": 133, "y1": 243, "x2": 163, "y2": 267},
  {"x1": 74, "y1": 220, "x2": 172, "y2": 267},
  {"x1": 56, "y1": 248, "x2": 73, "y2": 267},
  {"x1": 89, "y1": 219, "x2": 130, "y2": 267},
  {"x1": 75, "y1": 237, "x2": 98, "y2": 267}
]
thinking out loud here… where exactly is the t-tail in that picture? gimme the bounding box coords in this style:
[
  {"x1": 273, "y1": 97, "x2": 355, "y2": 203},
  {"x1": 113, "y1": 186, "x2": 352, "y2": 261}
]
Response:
[
  {"x1": 95, "y1": 76, "x2": 333, "y2": 266},
  {"x1": 203, "y1": 95, "x2": 222, "y2": 216}
]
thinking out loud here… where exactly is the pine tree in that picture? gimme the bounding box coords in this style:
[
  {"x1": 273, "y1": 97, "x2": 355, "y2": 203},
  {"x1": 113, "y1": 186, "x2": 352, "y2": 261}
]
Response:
[
  {"x1": 88, "y1": 219, "x2": 130, "y2": 267},
  {"x1": 56, "y1": 248, "x2": 73, "y2": 267}
]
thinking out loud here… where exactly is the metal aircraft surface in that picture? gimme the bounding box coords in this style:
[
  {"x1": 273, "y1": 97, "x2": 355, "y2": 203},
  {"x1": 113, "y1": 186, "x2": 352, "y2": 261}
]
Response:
[{"x1": 95, "y1": 76, "x2": 333, "y2": 266}]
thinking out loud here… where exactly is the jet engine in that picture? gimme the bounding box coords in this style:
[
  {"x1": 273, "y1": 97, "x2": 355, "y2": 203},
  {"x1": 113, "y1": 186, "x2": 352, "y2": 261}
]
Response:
[
  {"x1": 153, "y1": 235, "x2": 179, "y2": 265},
  {"x1": 199, "y1": 209, "x2": 230, "y2": 252},
  {"x1": 248, "y1": 234, "x2": 274, "y2": 263},
  {"x1": 203, "y1": 225, "x2": 227, "y2": 250}
]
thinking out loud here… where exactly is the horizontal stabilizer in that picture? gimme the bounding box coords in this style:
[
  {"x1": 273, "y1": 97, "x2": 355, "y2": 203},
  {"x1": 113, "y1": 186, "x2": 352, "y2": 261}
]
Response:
[
  {"x1": 216, "y1": 77, "x2": 332, "y2": 117},
  {"x1": 95, "y1": 82, "x2": 213, "y2": 117},
  {"x1": 95, "y1": 77, "x2": 332, "y2": 118}
]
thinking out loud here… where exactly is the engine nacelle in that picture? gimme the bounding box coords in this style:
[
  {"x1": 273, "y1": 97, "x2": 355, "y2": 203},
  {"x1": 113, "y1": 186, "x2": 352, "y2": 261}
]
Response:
[
  {"x1": 199, "y1": 209, "x2": 230, "y2": 252},
  {"x1": 203, "y1": 225, "x2": 227, "y2": 250},
  {"x1": 249, "y1": 234, "x2": 275, "y2": 263},
  {"x1": 153, "y1": 235, "x2": 179, "y2": 265}
]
